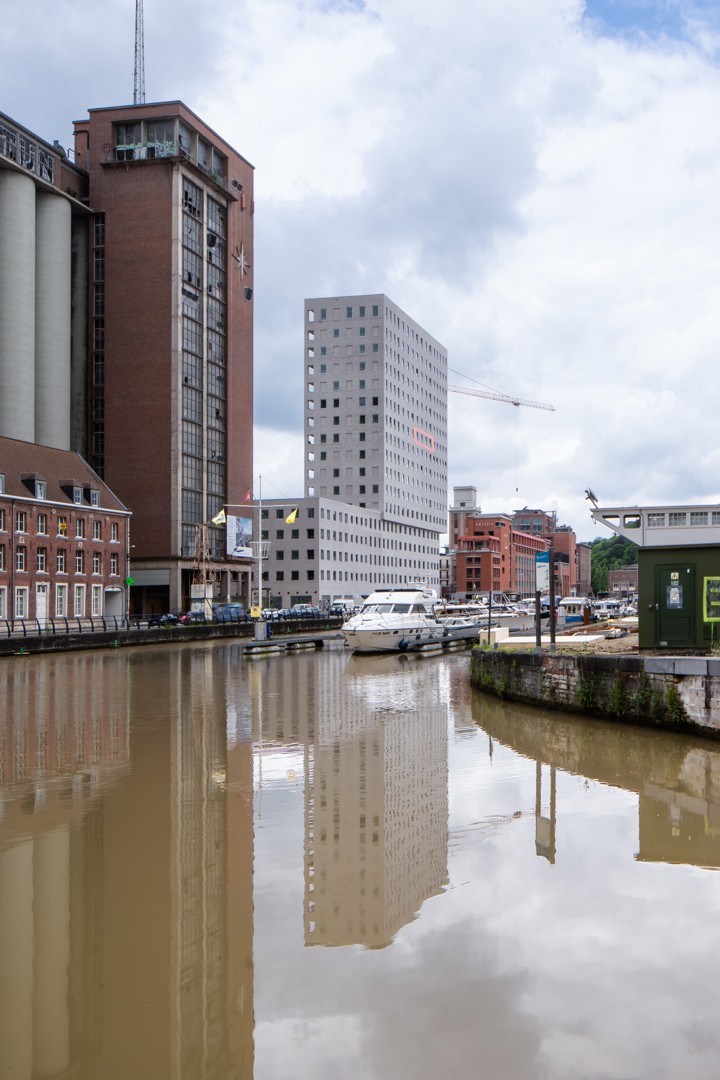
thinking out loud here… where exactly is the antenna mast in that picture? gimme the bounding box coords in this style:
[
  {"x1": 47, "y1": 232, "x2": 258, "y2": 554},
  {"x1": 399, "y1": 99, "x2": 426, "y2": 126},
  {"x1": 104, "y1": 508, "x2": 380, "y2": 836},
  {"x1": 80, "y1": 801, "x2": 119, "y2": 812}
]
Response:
[{"x1": 133, "y1": 0, "x2": 146, "y2": 105}]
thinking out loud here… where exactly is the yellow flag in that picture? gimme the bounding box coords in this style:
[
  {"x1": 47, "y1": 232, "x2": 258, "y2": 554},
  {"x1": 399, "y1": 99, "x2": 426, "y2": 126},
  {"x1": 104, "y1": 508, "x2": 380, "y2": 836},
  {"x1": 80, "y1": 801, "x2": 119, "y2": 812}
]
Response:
[
  {"x1": 285, "y1": 507, "x2": 298, "y2": 524},
  {"x1": 212, "y1": 509, "x2": 226, "y2": 525}
]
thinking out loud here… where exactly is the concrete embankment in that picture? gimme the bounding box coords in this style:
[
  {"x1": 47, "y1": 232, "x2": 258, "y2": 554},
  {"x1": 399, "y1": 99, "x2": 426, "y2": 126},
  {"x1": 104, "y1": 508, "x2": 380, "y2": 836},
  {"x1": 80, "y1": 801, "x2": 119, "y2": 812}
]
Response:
[{"x1": 469, "y1": 648, "x2": 720, "y2": 738}]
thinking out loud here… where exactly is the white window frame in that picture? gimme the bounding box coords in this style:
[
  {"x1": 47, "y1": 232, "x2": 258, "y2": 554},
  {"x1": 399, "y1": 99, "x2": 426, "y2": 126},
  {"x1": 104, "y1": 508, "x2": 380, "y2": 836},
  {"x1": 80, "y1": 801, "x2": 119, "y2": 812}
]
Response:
[
  {"x1": 56, "y1": 583, "x2": 67, "y2": 617},
  {"x1": 73, "y1": 584, "x2": 86, "y2": 617},
  {"x1": 15, "y1": 587, "x2": 29, "y2": 618},
  {"x1": 0, "y1": 586, "x2": 6, "y2": 619},
  {"x1": 91, "y1": 585, "x2": 103, "y2": 617}
]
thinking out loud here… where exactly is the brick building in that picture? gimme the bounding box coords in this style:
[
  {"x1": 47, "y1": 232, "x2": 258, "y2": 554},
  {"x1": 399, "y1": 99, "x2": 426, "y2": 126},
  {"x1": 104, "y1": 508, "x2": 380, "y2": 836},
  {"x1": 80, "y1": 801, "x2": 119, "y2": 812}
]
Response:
[
  {"x1": 74, "y1": 103, "x2": 255, "y2": 612},
  {"x1": 0, "y1": 436, "x2": 130, "y2": 623}
]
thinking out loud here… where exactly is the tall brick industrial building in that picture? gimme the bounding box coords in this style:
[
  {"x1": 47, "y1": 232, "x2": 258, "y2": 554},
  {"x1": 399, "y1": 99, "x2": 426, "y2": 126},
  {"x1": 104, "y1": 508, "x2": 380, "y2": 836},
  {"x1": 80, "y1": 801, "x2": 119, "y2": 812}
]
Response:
[{"x1": 0, "y1": 103, "x2": 255, "y2": 617}]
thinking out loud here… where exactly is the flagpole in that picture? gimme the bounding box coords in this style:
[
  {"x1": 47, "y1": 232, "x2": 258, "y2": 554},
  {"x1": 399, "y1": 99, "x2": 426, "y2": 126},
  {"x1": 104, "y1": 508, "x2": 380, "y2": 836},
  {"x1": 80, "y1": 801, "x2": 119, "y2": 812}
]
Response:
[{"x1": 256, "y1": 474, "x2": 262, "y2": 612}]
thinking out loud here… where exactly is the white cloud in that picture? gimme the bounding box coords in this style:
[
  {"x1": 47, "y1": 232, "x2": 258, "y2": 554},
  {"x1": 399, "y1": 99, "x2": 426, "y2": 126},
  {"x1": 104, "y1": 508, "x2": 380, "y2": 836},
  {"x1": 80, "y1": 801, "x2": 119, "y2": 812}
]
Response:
[{"x1": 3, "y1": 0, "x2": 720, "y2": 539}]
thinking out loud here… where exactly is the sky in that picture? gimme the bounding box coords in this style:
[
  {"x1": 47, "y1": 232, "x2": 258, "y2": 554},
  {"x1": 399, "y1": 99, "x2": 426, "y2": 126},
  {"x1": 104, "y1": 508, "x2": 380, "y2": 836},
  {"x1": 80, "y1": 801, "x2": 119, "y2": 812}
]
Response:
[{"x1": 3, "y1": 0, "x2": 720, "y2": 542}]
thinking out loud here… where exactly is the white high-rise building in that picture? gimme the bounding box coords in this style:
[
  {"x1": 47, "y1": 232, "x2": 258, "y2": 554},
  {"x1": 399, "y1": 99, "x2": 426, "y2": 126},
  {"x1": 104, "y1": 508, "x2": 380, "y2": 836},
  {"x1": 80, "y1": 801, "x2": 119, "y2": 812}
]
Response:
[
  {"x1": 255, "y1": 295, "x2": 449, "y2": 609},
  {"x1": 304, "y1": 294, "x2": 448, "y2": 529}
]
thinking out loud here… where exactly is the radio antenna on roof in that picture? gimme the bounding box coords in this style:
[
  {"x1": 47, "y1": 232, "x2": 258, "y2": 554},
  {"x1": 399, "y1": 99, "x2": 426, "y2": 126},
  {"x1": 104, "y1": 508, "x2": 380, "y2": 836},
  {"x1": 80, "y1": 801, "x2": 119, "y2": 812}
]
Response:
[{"x1": 133, "y1": 0, "x2": 146, "y2": 105}]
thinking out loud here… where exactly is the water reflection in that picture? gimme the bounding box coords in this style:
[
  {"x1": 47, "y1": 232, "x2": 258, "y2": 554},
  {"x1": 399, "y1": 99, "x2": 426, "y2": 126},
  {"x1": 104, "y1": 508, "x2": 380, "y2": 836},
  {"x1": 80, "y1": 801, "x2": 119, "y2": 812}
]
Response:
[
  {"x1": 3, "y1": 645, "x2": 720, "y2": 1079},
  {"x1": 472, "y1": 693, "x2": 720, "y2": 870},
  {"x1": 0, "y1": 645, "x2": 254, "y2": 1080}
]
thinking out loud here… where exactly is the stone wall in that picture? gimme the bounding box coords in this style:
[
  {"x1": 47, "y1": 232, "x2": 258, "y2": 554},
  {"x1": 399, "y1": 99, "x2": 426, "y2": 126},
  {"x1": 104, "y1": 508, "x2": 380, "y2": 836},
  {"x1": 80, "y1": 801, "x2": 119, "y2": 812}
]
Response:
[{"x1": 469, "y1": 648, "x2": 720, "y2": 738}]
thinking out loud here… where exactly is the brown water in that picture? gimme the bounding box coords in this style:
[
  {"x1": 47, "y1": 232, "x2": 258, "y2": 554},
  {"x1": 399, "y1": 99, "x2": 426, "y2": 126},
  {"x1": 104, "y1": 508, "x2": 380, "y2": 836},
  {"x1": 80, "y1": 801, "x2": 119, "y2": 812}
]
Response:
[{"x1": 2, "y1": 641, "x2": 720, "y2": 1079}]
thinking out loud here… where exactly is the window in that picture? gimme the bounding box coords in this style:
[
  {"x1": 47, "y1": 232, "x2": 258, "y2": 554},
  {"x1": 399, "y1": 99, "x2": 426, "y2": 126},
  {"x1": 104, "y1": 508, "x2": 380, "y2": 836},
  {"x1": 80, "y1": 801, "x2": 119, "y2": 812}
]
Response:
[
  {"x1": 93, "y1": 552, "x2": 101, "y2": 574},
  {"x1": 291, "y1": 570, "x2": 299, "y2": 581},
  {"x1": 36, "y1": 480, "x2": 46, "y2": 499},
  {"x1": 0, "y1": 545, "x2": 3, "y2": 571},
  {"x1": 276, "y1": 570, "x2": 284, "y2": 581},
  {"x1": 75, "y1": 551, "x2": 84, "y2": 574},
  {"x1": 16, "y1": 546, "x2": 26, "y2": 572},
  {"x1": 91, "y1": 585, "x2": 102, "y2": 617},
  {"x1": 15, "y1": 588, "x2": 28, "y2": 619},
  {"x1": 57, "y1": 550, "x2": 66, "y2": 573},
  {"x1": 93, "y1": 521, "x2": 102, "y2": 540},
  {"x1": 669, "y1": 512, "x2": 687, "y2": 527},
  {"x1": 37, "y1": 513, "x2": 48, "y2": 534},
  {"x1": 110, "y1": 554, "x2": 119, "y2": 575},
  {"x1": 291, "y1": 550, "x2": 299, "y2": 560},
  {"x1": 0, "y1": 586, "x2": 6, "y2": 618},
  {"x1": 346, "y1": 306, "x2": 353, "y2": 317},
  {"x1": 690, "y1": 512, "x2": 708, "y2": 526},
  {"x1": 37, "y1": 547, "x2": 47, "y2": 572},
  {"x1": 56, "y1": 584, "x2": 67, "y2": 617},
  {"x1": 0, "y1": 509, "x2": 4, "y2": 531},
  {"x1": 58, "y1": 516, "x2": 67, "y2": 536},
  {"x1": 647, "y1": 513, "x2": 665, "y2": 527},
  {"x1": 372, "y1": 305, "x2": 379, "y2": 316},
  {"x1": 16, "y1": 511, "x2": 26, "y2": 532},
  {"x1": 76, "y1": 519, "x2": 85, "y2": 539},
  {"x1": 74, "y1": 585, "x2": 85, "y2": 617},
  {"x1": 73, "y1": 486, "x2": 83, "y2": 504}
]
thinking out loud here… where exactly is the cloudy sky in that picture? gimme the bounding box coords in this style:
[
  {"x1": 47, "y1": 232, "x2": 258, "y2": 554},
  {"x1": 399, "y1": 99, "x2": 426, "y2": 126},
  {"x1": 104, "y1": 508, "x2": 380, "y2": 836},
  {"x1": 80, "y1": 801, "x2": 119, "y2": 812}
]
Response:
[{"x1": 3, "y1": 0, "x2": 720, "y2": 540}]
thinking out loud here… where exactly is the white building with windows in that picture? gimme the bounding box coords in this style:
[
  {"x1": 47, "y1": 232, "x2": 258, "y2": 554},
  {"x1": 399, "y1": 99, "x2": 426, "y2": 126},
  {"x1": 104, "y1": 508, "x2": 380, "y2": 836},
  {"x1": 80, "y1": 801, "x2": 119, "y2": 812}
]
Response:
[{"x1": 257, "y1": 296, "x2": 448, "y2": 608}]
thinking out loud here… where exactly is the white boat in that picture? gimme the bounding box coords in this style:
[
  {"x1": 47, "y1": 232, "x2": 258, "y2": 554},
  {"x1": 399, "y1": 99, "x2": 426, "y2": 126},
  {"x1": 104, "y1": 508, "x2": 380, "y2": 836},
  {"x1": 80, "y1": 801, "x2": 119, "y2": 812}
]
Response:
[
  {"x1": 437, "y1": 600, "x2": 536, "y2": 633},
  {"x1": 341, "y1": 585, "x2": 483, "y2": 654}
]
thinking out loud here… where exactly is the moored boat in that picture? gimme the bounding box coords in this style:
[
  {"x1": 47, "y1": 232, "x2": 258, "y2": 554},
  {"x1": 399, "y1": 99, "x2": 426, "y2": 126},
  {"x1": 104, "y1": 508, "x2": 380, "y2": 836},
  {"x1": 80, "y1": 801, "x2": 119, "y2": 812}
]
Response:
[{"x1": 342, "y1": 585, "x2": 482, "y2": 654}]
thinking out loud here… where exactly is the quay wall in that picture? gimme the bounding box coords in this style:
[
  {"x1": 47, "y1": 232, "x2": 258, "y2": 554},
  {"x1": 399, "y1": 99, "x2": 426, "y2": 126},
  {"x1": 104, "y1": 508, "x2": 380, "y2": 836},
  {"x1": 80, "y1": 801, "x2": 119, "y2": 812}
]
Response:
[{"x1": 469, "y1": 649, "x2": 720, "y2": 738}]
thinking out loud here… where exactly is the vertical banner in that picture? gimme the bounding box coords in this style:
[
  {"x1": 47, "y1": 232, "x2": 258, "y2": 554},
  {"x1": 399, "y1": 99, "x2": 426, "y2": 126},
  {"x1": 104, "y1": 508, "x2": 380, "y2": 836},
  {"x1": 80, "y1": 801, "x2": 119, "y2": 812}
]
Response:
[
  {"x1": 536, "y1": 550, "x2": 550, "y2": 593},
  {"x1": 226, "y1": 515, "x2": 253, "y2": 558}
]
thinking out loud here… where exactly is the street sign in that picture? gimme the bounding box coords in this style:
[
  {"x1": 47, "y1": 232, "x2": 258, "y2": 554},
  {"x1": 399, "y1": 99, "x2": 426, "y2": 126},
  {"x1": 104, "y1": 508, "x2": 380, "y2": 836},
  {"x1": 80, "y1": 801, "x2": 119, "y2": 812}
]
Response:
[{"x1": 535, "y1": 552, "x2": 550, "y2": 593}]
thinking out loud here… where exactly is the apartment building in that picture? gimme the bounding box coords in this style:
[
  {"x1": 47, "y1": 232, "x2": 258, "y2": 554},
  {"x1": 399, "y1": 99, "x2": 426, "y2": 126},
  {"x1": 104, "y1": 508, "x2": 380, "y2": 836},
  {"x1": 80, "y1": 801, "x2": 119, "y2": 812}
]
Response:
[
  {"x1": 0, "y1": 436, "x2": 130, "y2": 623},
  {"x1": 257, "y1": 294, "x2": 448, "y2": 605}
]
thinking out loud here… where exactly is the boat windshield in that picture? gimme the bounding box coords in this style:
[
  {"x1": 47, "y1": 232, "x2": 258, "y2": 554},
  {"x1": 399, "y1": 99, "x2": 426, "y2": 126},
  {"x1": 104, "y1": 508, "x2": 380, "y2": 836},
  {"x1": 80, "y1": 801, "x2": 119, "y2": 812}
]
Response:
[{"x1": 393, "y1": 604, "x2": 412, "y2": 613}]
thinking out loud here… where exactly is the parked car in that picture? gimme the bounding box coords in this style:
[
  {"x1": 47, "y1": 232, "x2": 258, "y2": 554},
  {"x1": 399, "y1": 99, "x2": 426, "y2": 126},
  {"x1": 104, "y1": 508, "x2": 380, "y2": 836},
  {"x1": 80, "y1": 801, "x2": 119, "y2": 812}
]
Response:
[
  {"x1": 147, "y1": 613, "x2": 179, "y2": 627},
  {"x1": 213, "y1": 604, "x2": 249, "y2": 623},
  {"x1": 178, "y1": 610, "x2": 208, "y2": 624}
]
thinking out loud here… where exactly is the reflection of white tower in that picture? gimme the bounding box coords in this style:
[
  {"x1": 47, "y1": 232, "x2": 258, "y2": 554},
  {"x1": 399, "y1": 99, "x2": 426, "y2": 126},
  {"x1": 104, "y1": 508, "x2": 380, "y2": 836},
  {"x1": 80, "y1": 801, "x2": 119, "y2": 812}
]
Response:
[{"x1": 304, "y1": 657, "x2": 448, "y2": 948}]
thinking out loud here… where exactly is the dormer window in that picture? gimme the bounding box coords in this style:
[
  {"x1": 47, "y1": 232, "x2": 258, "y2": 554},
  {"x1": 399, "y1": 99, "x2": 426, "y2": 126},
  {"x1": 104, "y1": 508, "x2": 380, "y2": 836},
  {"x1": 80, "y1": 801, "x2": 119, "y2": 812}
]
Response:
[
  {"x1": 0, "y1": 474, "x2": 4, "y2": 494},
  {"x1": 73, "y1": 486, "x2": 83, "y2": 505},
  {"x1": 36, "y1": 480, "x2": 46, "y2": 499}
]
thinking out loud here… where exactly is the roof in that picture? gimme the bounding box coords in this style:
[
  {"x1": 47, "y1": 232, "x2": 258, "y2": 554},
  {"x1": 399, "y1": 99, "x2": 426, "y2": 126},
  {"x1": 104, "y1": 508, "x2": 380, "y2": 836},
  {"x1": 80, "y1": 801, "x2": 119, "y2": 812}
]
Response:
[{"x1": 0, "y1": 436, "x2": 129, "y2": 513}]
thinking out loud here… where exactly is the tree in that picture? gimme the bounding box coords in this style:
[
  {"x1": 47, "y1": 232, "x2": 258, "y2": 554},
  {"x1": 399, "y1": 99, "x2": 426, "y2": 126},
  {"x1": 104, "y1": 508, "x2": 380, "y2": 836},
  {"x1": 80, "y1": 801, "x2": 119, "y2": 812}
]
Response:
[{"x1": 590, "y1": 535, "x2": 638, "y2": 595}]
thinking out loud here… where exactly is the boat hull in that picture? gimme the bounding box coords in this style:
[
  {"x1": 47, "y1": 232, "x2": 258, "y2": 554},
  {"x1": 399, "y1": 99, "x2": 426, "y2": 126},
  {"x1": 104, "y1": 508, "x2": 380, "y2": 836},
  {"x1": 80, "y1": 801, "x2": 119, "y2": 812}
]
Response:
[{"x1": 342, "y1": 621, "x2": 480, "y2": 654}]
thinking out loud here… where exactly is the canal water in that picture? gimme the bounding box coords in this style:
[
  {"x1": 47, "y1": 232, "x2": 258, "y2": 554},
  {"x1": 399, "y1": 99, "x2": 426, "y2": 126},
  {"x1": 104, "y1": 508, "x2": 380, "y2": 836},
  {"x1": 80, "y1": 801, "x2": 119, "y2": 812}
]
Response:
[{"x1": 2, "y1": 640, "x2": 720, "y2": 1079}]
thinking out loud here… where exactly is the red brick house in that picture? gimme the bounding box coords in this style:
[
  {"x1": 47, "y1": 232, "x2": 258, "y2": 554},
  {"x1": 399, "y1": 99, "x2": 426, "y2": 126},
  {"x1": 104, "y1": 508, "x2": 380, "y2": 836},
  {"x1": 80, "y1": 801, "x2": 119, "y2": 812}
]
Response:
[{"x1": 0, "y1": 436, "x2": 130, "y2": 624}]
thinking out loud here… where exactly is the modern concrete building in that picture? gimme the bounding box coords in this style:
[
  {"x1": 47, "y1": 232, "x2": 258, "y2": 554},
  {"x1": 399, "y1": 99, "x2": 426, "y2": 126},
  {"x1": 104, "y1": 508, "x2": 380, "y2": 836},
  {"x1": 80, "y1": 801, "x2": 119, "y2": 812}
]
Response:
[
  {"x1": 0, "y1": 112, "x2": 90, "y2": 450},
  {"x1": 253, "y1": 495, "x2": 441, "y2": 610},
  {"x1": 273, "y1": 294, "x2": 448, "y2": 603}
]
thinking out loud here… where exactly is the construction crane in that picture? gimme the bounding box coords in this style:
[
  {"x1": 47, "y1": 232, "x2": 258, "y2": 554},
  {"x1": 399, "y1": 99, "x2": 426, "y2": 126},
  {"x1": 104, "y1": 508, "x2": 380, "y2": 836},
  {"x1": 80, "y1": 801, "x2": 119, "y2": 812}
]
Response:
[{"x1": 449, "y1": 384, "x2": 555, "y2": 411}]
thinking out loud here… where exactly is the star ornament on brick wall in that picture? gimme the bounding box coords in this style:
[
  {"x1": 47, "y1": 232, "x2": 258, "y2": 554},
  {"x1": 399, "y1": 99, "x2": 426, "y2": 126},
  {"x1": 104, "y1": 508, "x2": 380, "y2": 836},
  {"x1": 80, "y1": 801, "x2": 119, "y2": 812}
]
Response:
[{"x1": 233, "y1": 243, "x2": 251, "y2": 277}]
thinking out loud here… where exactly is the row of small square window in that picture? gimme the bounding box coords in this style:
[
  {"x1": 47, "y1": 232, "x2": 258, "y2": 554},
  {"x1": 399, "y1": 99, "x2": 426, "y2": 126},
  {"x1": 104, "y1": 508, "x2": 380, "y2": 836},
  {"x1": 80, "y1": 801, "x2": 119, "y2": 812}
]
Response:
[
  {"x1": 1, "y1": 546, "x2": 121, "y2": 574},
  {"x1": 0, "y1": 510, "x2": 120, "y2": 541},
  {"x1": 310, "y1": 305, "x2": 380, "y2": 321}
]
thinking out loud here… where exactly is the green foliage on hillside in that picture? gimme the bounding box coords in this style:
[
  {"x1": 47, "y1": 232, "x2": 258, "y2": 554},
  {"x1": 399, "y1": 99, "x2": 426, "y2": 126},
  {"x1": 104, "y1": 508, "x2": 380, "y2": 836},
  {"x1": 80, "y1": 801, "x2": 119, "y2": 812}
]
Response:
[{"x1": 590, "y1": 535, "x2": 638, "y2": 595}]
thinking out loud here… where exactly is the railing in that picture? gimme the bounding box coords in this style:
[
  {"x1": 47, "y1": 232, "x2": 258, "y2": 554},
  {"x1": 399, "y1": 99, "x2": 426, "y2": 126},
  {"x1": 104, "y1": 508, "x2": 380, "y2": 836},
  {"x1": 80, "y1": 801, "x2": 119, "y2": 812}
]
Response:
[{"x1": 0, "y1": 609, "x2": 343, "y2": 642}]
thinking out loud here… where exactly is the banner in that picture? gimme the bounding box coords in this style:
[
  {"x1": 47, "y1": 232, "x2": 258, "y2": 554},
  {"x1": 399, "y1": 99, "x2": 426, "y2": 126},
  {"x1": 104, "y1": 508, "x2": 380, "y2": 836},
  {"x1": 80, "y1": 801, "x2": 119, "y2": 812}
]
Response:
[
  {"x1": 227, "y1": 515, "x2": 253, "y2": 558},
  {"x1": 535, "y1": 551, "x2": 550, "y2": 592}
]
